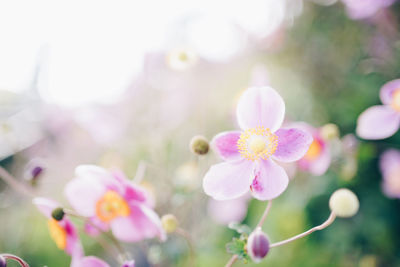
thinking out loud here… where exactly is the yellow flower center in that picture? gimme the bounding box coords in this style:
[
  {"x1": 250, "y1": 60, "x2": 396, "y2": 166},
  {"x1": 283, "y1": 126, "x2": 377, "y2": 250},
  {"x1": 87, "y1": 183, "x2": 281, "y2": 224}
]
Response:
[
  {"x1": 47, "y1": 219, "x2": 67, "y2": 250},
  {"x1": 391, "y1": 89, "x2": 400, "y2": 112},
  {"x1": 237, "y1": 127, "x2": 278, "y2": 161},
  {"x1": 96, "y1": 191, "x2": 130, "y2": 223},
  {"x1": 304, "y1": 139, "x2": 322, "y2": 160}
]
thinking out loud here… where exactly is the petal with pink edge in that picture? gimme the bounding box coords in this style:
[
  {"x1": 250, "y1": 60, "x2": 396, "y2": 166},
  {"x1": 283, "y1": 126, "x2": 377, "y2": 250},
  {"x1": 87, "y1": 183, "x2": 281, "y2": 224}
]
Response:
[
  {"x1": 211, "y1": 131, "x2": 242, "y2": 161},
  {"x1": 203, "y1": 160, "x2": 255, "y2": 201},
  {"x1": 250, "y1": 159, "x2": 289, "y2": 200},
  {"x1": 236, "y1": 87, "x2": 285, "y2": 132},
  {"x1": 111, "y1": 204, "x2": 165, "y2": 242},
  {"x1": 33, "y1": 197, "x2": 60, "y2": 218},
  {"x1": 357, "y1": 105, "x2": 400, "y2": 140},
  {"x1": 73, "y1": 256, "x2": 110, "y2": 267},
  {"x1": 273, "y1": 128, "x2": 313, "y2": 162},
  {"x1": 64, "y1": 176, "x2": 106, "y2": 217},
  {"x1": 380, "y1": 79, "x2": 400, "y2": 105}
]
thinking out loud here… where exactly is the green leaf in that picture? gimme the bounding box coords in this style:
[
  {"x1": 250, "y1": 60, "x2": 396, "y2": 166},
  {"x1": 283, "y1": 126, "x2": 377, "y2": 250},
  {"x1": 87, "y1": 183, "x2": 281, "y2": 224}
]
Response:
[{"x1": 226, "y1": 238, "x2": 250, "y2": 262}]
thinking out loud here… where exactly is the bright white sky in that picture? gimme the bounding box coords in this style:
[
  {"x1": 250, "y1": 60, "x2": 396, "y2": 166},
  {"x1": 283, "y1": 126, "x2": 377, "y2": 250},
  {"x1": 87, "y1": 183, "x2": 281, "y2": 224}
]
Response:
[{"x1": 0, "y1": 0, "x2": 293, "y2": 107}]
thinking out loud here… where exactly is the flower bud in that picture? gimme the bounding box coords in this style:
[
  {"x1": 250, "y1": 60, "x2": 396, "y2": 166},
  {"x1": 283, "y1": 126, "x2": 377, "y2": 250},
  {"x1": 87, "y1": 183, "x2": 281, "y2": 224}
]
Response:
[
  {"x1": 51, "y1": 207, "x2": 65, "y2": 221},
  {"x1": 247, "y1": 228, "x2": 270, "y2": 263},
  {"x1": 0, "y1": 255, "x2": 6, "y2": 267},
  {"x1": 321, "y1": 123, "x2": 339, "y2": 141},
  {"x1": 161, "y1": 214, "x2": 179, "y2": 233},
  {"x1": 121, "y1": 260, "x2": 135, "y2": 267},
  {"x1": 24, "y1": 159, "x2": 45, "y2": 185},
  {"x1": 329, "y1": 188, "x2": 359, "y2": 218},
  {"x1": 190, "y1": 135, "x2": 209, "y2": 155}
]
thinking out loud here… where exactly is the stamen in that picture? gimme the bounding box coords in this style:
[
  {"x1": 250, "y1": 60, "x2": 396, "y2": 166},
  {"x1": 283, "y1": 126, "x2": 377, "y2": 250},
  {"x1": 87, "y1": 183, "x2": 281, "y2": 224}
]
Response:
[
  {"x1": 96, "y1": 191, "x2": 130, "y2": 223},
  {"x1": 237, "y1": 127, "x2": 278, "y2": 161}
]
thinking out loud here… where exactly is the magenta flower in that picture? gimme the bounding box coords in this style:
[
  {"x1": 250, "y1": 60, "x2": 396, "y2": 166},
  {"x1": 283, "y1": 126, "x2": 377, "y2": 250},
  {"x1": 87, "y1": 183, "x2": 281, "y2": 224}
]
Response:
[
  {"x1": 357, "y1": 79, "x2": 400, "y2": 139},
  {"x1": 33, "y1": 197, "x2": 82, "y2": 257},
  {"x1": 65, "y1": 165, "x2": 166, "y2": 242},
  {"x1": 380, "y1": 149, "x2": 400, "y2": 198},
  {"x1": 295, "y1": 123, "x2": 331, "y2": 176},
  {"x1": 341, "y1": 0, "x2": 396, "y2": 20},
  {"x1": 203, "y1": 87, "x2": 312, "y2": 201}
]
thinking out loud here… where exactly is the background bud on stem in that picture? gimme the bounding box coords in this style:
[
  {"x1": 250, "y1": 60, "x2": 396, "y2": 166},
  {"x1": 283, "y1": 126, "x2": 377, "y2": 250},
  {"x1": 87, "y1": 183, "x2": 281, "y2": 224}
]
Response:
[
  {"x1": 320, "y1": 123, "x2": 340, "y2": 141},
  {"x1": 247, "y1": 227, "x2": 270, "y2": 263},
  {"x1": 161, "y1": 214, "x2": 179, "y2": 233},
  {"x1": 190, "y1": 136, "x2": 209, "y2": 155},
  {"x1": 329, "y1": 188, "x2": 359, "y2": 218}
]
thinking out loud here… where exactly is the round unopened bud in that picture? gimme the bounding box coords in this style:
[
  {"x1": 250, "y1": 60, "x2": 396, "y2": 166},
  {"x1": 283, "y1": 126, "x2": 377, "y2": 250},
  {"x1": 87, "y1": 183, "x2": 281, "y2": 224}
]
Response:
[
  {"x1": 329, "y1": 188, "x2": 359, "y2": 218},
  {"x1": 51, "y1": 207, "x2": 65, "y2": 221},
  {"x1": 247, "y1": 228, "x2": 270, "y2": 263},
  {"x1": 0, "y1": 255, "x2": 6, "y2": 267},
  {"x1": 161, "y1": 214, "x2": 179, "y2": 233},
  {"x1": 190, "y1": 135, "x2": 209, "y2": 155},
  {"x1": 321, "y1": 123, "x2": 339, "y2": 141}
]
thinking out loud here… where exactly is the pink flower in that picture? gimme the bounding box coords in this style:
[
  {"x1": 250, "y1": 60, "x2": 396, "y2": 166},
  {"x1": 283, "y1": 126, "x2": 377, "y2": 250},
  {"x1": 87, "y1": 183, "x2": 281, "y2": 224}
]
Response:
[
  {"x1": 33, "y1": 197, "x2": 82, "y2": 257},
  {"x1": 203, "y1": 87, "x2": 313, "y2": 201},
  {"x1": 380, "y1": 149, "x2": 400, "y2": 198},
  {"x1": 295, "y1": 123, "x2": 331, "y2": 176},
  {"x1": 207, "y1": 194, "x2": 250, "y2": 225},
  {"x1": 357, "y1": 79, "x2": 400, "y2": 139},
  {"x1": 65, "y1": 165, "x2": 166, "y2": 242},
  {"x1": 341, "y1": 0, "x2": 395, "y2": 20},
  {"x1": 71, "y1": 256, "x2": 110, "y2": 267}
]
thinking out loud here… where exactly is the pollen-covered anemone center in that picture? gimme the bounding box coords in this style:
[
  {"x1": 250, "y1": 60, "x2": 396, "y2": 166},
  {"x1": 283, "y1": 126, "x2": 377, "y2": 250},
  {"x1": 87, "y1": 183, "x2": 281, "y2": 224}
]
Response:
[
  {"x1": 96, "y1": 191, "x2": 130, "y2": 223},
  {"x1": 237, "y1": 127, "x2": 278, "y2": 161},
  {"x1": 391, "y1": 89, "x2": 400, "y2": 111},
  {"x1": 48, "y1": 219, "x2": 67, "y2": 250},
  {"x1": 304, "y1": 139, "x2": 322, "y2": 160}
]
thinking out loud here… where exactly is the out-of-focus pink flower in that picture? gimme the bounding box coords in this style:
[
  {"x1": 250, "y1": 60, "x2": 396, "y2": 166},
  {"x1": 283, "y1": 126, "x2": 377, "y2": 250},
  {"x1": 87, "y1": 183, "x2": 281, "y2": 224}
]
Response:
[
  {"x1": 380, "y1": 149, "x2": 400, "y2": 198},
  {"x1": 121, "y1": 260, "x2": 135, "y2": 267},
  {"x1": 65, "y1": 165, "x2": 165, "y2": 243},
  {"x1": 295, "y1": 123, "x2": 331, "y2": 176},
  {"x1": 203, "y1": 87, "x2": 312, "y2": 201},
  {"x1": 33, "y1": 197, "x2": 82, "y2": 257},
  {"x1": 357, "y1": 79, "x2": 400, "y2": 140},
  {"x1": 341, "y1": 0, "x2": 396, "y2": 20},
  {"x1": 71, "y1": 256, "x2": 111, "y2": 267},
  {"x1": 207, "y1": 194, "x2": 250, "y2": 225}
]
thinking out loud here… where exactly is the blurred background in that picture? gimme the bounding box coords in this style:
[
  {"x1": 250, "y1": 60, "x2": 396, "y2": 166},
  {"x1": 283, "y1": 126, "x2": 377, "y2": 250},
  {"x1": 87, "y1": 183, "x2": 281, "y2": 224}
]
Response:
[{"x1": 1, "y1": 0, "x2": 400, "y2": 266}]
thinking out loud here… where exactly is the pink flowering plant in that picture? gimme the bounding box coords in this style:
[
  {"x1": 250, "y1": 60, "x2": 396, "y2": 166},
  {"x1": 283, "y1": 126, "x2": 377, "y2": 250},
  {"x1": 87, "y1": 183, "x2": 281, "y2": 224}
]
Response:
[{"x1": 204, "y1": 86, "x2": 313, "y2": 201}]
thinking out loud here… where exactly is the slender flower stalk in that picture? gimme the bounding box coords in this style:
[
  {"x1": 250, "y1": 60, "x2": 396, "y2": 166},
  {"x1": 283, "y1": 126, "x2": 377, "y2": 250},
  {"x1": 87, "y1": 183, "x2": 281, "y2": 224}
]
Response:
[
  {"x1": 176, "y1": 227, "x2": 196, "y2": 266},
  {"x1": 0, "y1": 166, "x2": 35, "y2": 197},
  {"x1": 1, "y1": 253, "x2": 30, "y2": 267},
  {"x1": 225, "y1": 200, "x2": 272, "y2": 267},
  {"x1": 269, "y1": 212, "x2": 336, "y2": 248}
]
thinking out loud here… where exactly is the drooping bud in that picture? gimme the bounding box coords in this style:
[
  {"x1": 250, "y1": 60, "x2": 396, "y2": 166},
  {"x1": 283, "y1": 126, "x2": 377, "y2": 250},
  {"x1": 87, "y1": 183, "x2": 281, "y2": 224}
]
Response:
[
  {"x1": 320, "y1": 123, "x2": 339, "y2": 141},
  {"x1": 161, "y1": 214, "x2": 179, "y2": 233},
  {"x1": 247, "y1": 227, "x2": 270, "y2": 263},
  {"x1": 51, "y1": 207, "x2": 65, "y2": 221},
  {"x1": 329, "y1": 188, "x2": 359, "y2": 218},
  {"x1": 24, "y1": 159, "x2": 45, "y2": 185},
  {"x1": 121, "y1": 260, "x2": 135, "y2": 267},
  {"x1": 0, "y1": 255, "x2": 6, "y2": 267},
  {"x1": 189, "y1": 135, "x2": 209, "y2": 155}
]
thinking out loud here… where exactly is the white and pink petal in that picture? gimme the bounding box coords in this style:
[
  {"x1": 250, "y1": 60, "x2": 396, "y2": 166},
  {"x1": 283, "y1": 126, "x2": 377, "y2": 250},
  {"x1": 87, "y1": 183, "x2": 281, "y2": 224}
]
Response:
[
  {"x1": 211, "y1": 131, "x2": 242, "y2": 161},
  {"x1": 273, "y1": 128, "x2": 313, "y2": 163}
]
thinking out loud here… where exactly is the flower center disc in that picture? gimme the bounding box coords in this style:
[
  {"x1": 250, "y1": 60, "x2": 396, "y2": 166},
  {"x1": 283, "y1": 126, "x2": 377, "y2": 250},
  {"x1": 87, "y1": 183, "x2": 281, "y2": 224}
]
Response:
[
  {"x1": 96, "y1": 191, "x2": 130, "y2": 222},
  {"x1": 304, "y1": 139, "x2": 322, "y2": 160},
  {"x1": 237, "y1": 127, "x2": 278, "y2": 161},
  {"x1": 48, "y1": 219, "x2": 67, "y2": 250},
  {"x1": 392, "y1": 89, "x2": 400, "y2": 112}
]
